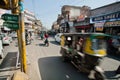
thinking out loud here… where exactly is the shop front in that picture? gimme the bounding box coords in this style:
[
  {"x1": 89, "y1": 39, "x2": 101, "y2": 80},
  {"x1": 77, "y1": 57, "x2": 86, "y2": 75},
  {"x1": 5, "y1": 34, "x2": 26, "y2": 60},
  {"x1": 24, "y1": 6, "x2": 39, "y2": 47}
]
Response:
[
  {"x1": 74, "y1": 18, "x2": 92, "y2": 32},
  {"x1": 104, "y1": 20, "x2": 120, "y2": 35},
  {"x1": 74, "y1": 25, "x2": 91, "y2": 32},
  {"x1": 91, "y1": 11, "x2": 120, "y2": 35}
]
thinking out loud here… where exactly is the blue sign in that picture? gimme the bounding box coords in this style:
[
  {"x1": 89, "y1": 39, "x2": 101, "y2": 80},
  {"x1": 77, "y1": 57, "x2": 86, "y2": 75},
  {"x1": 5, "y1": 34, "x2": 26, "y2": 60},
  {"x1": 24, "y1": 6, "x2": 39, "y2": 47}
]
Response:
[{"x1": 92, "y1": 11, "x2": 120, "y2": 22}]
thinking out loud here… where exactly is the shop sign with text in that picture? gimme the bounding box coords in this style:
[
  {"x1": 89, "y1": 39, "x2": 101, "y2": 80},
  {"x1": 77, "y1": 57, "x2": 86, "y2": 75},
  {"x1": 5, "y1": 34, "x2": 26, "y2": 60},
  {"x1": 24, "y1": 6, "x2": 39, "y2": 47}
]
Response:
[{"x1": 92, "y1": 11, "x2": 120, "y2": 22}]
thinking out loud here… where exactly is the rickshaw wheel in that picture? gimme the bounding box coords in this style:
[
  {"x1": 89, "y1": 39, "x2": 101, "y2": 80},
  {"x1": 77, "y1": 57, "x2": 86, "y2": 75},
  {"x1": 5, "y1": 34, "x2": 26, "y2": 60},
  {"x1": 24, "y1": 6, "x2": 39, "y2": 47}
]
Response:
[
  {"x1": 94, "y1": 71, "x2": 106, "y2": 80},
  {"x1": 62, "y1": 56, "x2": 67, "y2": 62},
  {"x1": 62, "y1": 56, "x2": 70, "y2": 62}
]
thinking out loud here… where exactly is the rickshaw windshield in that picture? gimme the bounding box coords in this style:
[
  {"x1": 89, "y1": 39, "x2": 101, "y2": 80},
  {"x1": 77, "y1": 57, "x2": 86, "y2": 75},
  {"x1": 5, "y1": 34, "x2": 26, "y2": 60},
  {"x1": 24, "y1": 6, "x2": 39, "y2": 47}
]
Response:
[{"x1": 92, "y1": 38, "x2": 107, "y2": 50}]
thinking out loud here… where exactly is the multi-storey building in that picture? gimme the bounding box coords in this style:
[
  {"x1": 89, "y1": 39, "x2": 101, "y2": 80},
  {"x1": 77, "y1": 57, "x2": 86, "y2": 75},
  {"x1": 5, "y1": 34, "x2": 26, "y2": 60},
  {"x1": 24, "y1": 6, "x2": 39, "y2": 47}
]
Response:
[
  {"x1": 24, "y1": 9, "x2": 36, "y2": 29},
  {"x1": 24, "y1": 9, "x2": 42, "y2": 34},
  {"x1": 57, "y1": 5, "x2": 91, "y2": 33}
]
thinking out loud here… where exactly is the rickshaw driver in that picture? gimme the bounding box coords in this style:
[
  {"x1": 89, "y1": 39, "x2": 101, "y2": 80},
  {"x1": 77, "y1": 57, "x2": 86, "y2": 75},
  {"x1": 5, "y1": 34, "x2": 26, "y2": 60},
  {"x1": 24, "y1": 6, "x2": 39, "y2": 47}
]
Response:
[
  {"x1": 66, "y1": 36, "x2": 73, "y2": 52},
  {"x1": 76, "y1": 37, "x2": 84, "y2": 52}
]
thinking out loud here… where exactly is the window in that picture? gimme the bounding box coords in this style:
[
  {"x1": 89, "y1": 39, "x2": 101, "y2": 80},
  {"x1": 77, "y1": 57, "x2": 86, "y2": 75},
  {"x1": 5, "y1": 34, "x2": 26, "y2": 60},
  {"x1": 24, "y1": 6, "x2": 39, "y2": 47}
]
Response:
[{"x1": 92, "y1": 39, "x2": 107, "y2": 50}]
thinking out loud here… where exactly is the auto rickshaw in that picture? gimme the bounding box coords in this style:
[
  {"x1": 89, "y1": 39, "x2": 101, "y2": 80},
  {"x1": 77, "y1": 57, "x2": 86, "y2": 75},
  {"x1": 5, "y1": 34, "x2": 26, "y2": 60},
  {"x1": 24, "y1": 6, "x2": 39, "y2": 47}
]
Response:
[{"x1": 60, "y1": 33, "x2": 110, "y2": 80}]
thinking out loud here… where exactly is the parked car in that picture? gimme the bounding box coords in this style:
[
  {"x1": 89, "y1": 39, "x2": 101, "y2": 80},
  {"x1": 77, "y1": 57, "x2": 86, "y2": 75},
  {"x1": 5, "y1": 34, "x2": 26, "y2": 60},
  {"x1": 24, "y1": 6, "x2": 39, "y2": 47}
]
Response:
[
  {"x1": 0, "y1": 35, "x2": 4, "y2": 59},
  {"x1": 1, "y1": 33, "x2": 12, "y2": 45},
  {"x1": 54, "y1": 33, "x2": 63, "y2": 43},
  {"x1": 9, "y1": 32, "x2": 17, "y2": 39}
]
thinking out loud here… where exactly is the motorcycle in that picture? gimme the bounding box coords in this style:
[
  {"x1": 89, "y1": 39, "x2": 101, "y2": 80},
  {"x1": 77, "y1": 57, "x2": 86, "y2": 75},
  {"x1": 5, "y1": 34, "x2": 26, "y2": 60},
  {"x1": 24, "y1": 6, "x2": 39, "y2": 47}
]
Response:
[{"x1": 60, "y1": 33, "x2": 110, "y2": 80}]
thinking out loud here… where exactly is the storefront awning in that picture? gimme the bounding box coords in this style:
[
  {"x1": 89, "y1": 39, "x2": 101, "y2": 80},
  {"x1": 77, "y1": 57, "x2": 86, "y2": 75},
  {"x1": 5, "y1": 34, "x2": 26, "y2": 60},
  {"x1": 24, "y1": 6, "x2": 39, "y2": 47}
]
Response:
[
  {"x1": 94, "y1": 22, "x2": 105, "y2": 27},
  {"x1": 75, "y1": 25, "x2": 90, "y2": 29},
  {"x1": 104, "y1": 20, "x2": 120, "y2": 27}
]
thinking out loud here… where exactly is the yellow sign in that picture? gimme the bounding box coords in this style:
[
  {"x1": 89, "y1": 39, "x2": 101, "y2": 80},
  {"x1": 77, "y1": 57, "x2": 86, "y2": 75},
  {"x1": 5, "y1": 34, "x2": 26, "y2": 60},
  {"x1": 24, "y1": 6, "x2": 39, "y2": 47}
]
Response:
[{"x1": 95, "y1": 27, "x2": 103, "y2": 31}]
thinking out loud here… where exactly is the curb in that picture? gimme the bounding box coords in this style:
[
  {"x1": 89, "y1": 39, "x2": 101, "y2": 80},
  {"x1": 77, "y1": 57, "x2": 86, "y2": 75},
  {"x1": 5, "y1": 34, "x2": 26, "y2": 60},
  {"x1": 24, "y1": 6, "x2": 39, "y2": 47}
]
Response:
[{"x1": 12, "y1": 71, "x2": 29, "y2": 80}]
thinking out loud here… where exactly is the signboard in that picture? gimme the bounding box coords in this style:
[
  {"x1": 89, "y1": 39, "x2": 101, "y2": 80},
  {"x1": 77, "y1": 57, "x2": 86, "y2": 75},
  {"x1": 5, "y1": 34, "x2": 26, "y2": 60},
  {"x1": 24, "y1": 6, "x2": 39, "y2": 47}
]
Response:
[
  {"x1": 3, "y1": 22, "x2": 19, "y2": 30},
  {"x1": 92, "y1": 11, "x2": 120, "y2": 22},
  {"x1": 95, "y1": 27, "x2": 103, "y2": 31},
  {"x1": 94, "y1": 22, "x2": 104, "y2": 27},
  {"x1": 1, "y1": 13, "x2": 19, "y2": 30},
  {"x1": 104, "y1": 20, "x2": 120, "y2": 27},
  {"x1": 1, "y1": 13, "x2": 19, "y2": 21},
  {"x1": 94, "y1": 22, "x2": 104, "y2": 31}
]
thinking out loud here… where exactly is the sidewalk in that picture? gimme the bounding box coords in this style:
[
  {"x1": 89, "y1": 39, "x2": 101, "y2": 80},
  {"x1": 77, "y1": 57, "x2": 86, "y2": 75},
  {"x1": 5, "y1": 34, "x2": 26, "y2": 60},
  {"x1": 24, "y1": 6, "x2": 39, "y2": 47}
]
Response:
[
  {"x1": 0, "y1": 40, "x2": 20, "y2": 80},
  {"x1": 12, "y1": 70, "x2": 29, "y2": 80}
]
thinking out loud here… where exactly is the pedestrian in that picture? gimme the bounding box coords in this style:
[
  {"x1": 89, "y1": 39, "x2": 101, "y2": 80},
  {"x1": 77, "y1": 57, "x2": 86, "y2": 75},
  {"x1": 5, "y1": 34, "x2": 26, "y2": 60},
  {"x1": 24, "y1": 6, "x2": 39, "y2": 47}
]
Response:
[
  {"x1": 40, "y1": 32, "x2": 44, "y2": 40},
  {"x1": 25, "y1": 30, "x2": 29, "y2": 45},
  {"x1": 76, "y1": 37, "x2": 83, "y2": 51},
  {"x1": 29, "y1": 31, "x2": 32, "y2": 40},
  {"x1": 44, "y1": 32, "x2": 49, "y2": 46}
]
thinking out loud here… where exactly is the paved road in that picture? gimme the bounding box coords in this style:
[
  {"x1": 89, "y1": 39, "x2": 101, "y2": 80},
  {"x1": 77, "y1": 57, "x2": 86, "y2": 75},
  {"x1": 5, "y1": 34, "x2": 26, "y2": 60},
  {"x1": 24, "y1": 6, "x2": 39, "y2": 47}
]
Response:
[
  {"x1": 0, "y1": 36, "x2": 120, "y2": 80},
  {"x1": 26, "y1": 37, "x2": 89, "y2": 80},
  {"x1": 27, "y1": 36, "x2": 120, "y2": 80}
]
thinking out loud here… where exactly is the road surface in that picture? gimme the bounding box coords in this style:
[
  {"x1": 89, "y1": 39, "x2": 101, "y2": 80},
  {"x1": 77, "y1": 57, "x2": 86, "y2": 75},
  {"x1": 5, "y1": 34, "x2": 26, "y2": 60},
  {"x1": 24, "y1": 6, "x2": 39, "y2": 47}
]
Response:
[
  {"x1": 27, "y1": 36, "x2": 120, "y2": 80},
  {"x1": 0, "y1": 36, "x2": 120, "y2": 80}
]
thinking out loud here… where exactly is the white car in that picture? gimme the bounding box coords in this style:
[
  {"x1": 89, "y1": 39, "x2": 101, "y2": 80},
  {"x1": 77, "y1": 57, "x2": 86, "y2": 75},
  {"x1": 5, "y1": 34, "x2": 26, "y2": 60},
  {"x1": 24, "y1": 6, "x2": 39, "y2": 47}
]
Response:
[
  {"x1": 9, "y1": 32, "x2": 17, "y2": 39},
  {"x1": 54, "y1": 33, "x2": 63, "y2": 43},
  {"x1": 1, "y1": 33, "x2": 12, "y2": 45},
  {"x1": 0, "y1": 35, "x2": 4, "y2": 59}
]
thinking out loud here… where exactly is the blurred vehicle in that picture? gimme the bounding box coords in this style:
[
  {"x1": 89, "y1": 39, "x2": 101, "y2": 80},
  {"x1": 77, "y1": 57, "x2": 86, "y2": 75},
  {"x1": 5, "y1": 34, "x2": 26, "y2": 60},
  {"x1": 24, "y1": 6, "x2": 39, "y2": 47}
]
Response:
[
  {"x1": 108, "y1": 36, "x2": 120, "y2": 55},
  {"x1": 1, "y1": 33, "x2": 12, "y2": 45},
  {"x1": 0, "y1": 35, "x2": 4, "y2": 59},
  {"x1": 60, "y1": 33, "x2": 110, "y2": 80},
  {"x1": 9, "y1": 32, "x2": 17, "y2": 39},
  {"x1": 54, "y1": 33, "x2": 63, "y2": 43}
]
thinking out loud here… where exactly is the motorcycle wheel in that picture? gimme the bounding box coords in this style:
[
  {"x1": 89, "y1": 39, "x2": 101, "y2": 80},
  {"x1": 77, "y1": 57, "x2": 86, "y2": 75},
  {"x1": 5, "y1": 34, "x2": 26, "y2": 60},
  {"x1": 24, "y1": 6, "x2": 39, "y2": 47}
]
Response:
[
  {"x1": 62, "y1": 56, "x2": 70, "y2": 62},
  {"x1": 94, "y1": 71, "x2": 106, "y2": 80},
  {"x1": 62, "y1": 56, "x2": 67, "y2": 62}
]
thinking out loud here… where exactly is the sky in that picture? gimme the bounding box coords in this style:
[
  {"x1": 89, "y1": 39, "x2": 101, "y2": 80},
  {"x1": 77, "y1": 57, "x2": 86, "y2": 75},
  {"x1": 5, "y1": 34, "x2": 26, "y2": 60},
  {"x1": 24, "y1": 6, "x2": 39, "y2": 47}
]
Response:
[{"x1": 24, "y1": 0, "x2": 120, "y2": 29}]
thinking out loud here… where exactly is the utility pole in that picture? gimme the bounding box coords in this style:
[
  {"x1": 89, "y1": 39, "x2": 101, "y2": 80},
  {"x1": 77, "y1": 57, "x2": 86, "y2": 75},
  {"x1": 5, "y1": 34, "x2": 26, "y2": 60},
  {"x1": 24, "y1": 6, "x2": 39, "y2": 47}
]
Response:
[
  {"x1": 11, "y1": 0, "x2": 27, "y2": 73},
  {"x1": 18, "y1": 0, "x2": 27, "y2": 73}
]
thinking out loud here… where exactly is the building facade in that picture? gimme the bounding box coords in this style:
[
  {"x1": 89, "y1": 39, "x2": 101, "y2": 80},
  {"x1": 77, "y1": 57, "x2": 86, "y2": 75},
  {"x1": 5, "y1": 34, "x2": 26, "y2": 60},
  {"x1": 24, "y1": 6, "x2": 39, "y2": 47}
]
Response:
[
  {"x1": 91, "y1": 1, "x2": 120, "y2": 35},
  {"x1": 57, "y1": 5, "x2": 91, "y2": 33},
  {"x1": 24, "y1": 9, "x2": 36, "y2": 29}
]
